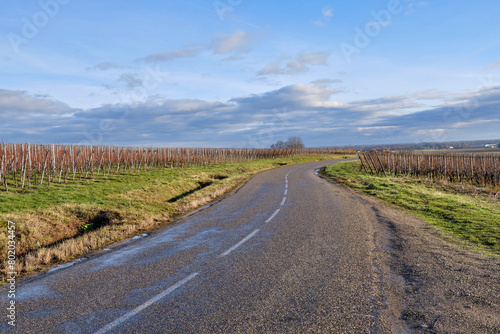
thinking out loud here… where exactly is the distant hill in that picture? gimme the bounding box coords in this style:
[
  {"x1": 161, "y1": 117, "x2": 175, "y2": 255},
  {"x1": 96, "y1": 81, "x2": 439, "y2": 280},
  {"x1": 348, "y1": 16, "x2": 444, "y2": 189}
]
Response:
[{"x1": 322, "y1": 139, "x2": 500, "y2": 151}]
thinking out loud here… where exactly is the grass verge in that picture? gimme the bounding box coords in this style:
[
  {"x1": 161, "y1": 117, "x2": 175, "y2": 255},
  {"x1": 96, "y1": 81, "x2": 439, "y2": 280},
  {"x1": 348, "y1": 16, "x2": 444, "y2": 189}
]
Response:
[
  {"x1": 0, "y1": 154, "x2": 353, "y2": 284},
  {"x1": 321, "y1": 161, "x2": 500, "y2": 257}
]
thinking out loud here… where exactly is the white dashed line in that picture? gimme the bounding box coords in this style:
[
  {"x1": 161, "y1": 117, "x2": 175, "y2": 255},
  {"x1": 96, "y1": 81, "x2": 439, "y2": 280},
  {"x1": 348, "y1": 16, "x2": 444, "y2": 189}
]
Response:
[
  {"x1": 265, "y1": 209, "x2": 281, "y2": 223},
  {"x1": 91, "y1": 167, "x2": 305, "y2": 332},
  {"x1": 221, "y1": 229, "x2": 260, "y2": 257},
  {"x1": 94, "y1": 273, "x2": 199, "y2": 334}
]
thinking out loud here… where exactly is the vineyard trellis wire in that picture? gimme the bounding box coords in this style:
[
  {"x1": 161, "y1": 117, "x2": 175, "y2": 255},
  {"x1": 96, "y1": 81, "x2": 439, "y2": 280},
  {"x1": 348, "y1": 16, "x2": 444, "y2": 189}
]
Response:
[
  {"x1": 358, "y1": 150, "x2": 500, "y2": 188},
  {"x1": 0, "y1": 143, "x2": 355, "y2": 191}
]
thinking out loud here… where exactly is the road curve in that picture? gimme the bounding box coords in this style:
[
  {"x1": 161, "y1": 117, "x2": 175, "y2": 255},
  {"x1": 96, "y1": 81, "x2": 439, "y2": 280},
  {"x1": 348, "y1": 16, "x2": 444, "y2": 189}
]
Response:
[{"x1": 2, "y1": 159, "x2": 499, "y2": 333}]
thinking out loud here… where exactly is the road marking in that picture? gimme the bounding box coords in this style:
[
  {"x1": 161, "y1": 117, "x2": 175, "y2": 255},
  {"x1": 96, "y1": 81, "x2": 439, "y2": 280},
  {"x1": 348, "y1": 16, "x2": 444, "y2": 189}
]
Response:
[
  {"x1": 221, "y1": 229, "x2": 260, "y2": 257},
  {"x1": 284, "y1": 189, "x2": 287, "y2": 195},
  {"x1": 265, "y1": 209, "x2": 280, "y2": 223},
  {"x1": 280, "y1": 196, "x2": 286, "y2": 206},
  {"x1": 94, "y1": 273, "x2": 199, "y2": 334},
  {"x1": 285, "y1": 183, "x2": 288, "y2": 189}
]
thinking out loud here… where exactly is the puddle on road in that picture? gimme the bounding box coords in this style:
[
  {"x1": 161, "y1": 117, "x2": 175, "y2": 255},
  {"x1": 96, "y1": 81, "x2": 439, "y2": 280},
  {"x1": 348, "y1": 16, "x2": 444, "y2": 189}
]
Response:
[
  {"x1": 49, "y1": 258, "x2": 87, "y2": 273},
  {"x1": 10, "y1": 284, "x2": 57, "y2": 302}
]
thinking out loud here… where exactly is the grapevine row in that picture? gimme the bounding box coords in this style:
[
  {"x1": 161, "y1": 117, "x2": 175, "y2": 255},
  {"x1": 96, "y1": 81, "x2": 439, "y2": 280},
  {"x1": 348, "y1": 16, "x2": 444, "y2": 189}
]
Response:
[
  {"x1": 358, "y1": 151, "x2": 500, "y2": 188},
  {"x1": 0, "y1": 143, "x2": 354, "y2": 191}
]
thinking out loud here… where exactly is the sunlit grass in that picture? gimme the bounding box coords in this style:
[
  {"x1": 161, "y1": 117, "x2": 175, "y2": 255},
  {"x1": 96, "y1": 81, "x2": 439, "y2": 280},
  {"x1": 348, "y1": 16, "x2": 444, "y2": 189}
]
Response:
[{"x1": 322, "y1": 161, "x2": 500, "y2": 257}]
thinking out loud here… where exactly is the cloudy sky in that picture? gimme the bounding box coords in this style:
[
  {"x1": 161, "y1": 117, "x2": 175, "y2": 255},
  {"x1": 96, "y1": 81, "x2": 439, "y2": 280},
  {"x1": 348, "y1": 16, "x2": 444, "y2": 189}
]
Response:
[{"x1": 1, "y1": 0, "x2": 499, "y2": 147}]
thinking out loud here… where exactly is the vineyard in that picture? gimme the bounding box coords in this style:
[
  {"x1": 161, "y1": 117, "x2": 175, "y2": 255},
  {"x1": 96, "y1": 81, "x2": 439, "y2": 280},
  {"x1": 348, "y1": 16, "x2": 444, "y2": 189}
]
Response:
[
  {"x1": 358, "y1": 150, "x2": 500, "y2": 188},
  {"x1": 0, "y1": 143, "x2": 354, "y2": 191}
]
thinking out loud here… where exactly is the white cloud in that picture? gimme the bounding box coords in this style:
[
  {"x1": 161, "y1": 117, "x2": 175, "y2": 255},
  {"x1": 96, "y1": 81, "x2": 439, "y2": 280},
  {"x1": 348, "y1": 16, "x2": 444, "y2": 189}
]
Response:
[
  {"x1": 313, "y1": 6, "x2": 334, "y2": 27},
  {"x1": 137, "y1": 48, "x2": 203, "y2": 63},
  {"x1": 118, "y1": 74, "x2": 143, "y2": 89},
  {"x1": 257, "y1": 52, "x2": 330, "y2": 76},
  {"x1": 323, "y1": 6, "x2": 334, "y2": 17},
  {"x1": 487, "y1": 59, "x2": 500, "y2": 69},
  {"x1": 87, "y1": 62, "x2": 124, "y2": 71},
  {"x1": 231, "y1": 84, "x2": 344, "y2": 109},
  {"x1": 413, "y1": 128, "x2": 444, "y2": 136},
  {"x1": 210, "y1": 30, "x2": 255, "y2": 54},
  {"x1": 135, "y1": 30, "x2": 256, "y2": 66},
  {"x1": 285, "y1": 61, "x2": 308, "y2": 73},
  {"x1": 311, "y1": 79, "x2": 342, "y2": 86},
  {"x1": 404, "y1": 1, "x2": 428, "y2": 15},
  {"x1": 257, "y1": 62, "x2": 287, "y2": 76},
  {"x1": 0, "y1": 90, "x2": 73, "y2": 115},
  {"x1": 347, "y1": 95, "x2": 423, "y2": 115},
  {"x1": 2, "y1": 85, "x2": 500, "y2": 147},
  {"x1": 412, "y1": 89, "x2": 449, "y2": 100},
  {"x1": 221, "y1": 55, "x2": 245, "y2": 62},
  {"x1": 297, "y1": 52, "x2": 330, "y2": 66}
]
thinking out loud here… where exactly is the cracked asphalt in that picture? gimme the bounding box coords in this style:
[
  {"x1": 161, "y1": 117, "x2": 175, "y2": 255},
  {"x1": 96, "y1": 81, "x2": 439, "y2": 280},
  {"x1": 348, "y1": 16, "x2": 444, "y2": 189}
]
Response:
[{"x1": 1, "y1": 159, "x2": 499, "y2": 333}]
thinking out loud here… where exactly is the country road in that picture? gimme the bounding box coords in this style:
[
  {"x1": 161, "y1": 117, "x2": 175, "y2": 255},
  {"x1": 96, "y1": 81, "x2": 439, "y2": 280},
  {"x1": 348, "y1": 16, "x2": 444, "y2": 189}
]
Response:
[{"x1": 2, "y1": 159, "x2": 499, "y2": 333}]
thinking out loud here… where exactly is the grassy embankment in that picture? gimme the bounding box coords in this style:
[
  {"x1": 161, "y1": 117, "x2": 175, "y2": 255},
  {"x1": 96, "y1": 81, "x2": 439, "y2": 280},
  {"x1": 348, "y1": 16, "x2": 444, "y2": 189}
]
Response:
[
  {"x1": 321, "y1": 161, "x2": 500, "y2": 257},
  {"x1": 0, "y1": 154, "x2": 353, "y2": 283}
]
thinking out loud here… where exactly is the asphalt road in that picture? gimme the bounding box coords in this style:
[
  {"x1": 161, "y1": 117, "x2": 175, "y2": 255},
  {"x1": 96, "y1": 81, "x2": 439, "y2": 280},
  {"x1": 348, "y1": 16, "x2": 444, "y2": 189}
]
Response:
[{"x1": 2, "y1": 159, "x2": 499, "y2": 333}]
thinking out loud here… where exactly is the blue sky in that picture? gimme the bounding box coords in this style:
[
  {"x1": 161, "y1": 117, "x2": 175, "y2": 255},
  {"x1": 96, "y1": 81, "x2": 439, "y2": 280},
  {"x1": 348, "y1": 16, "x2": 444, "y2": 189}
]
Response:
[{"x1": 1, "y1": 0, "x2": 499, "y2": 147}]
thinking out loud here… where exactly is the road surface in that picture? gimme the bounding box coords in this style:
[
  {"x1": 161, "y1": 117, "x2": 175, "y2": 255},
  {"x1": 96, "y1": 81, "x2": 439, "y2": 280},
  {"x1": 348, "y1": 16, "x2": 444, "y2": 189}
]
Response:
[{"x1": 2, "y1": 159, "x2": 499, "y2": 333}]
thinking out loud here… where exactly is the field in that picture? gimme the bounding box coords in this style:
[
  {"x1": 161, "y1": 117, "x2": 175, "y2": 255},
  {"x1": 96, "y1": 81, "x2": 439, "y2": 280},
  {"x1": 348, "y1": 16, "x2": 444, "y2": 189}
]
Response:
[
  {"x1": 0, "y1": 153, "x2": 354, "y2": 284},
  {"x1": 0, "y1": 143, "x2": 353, "y2": 191},
  {"x1": 321, "y1": 161, "x2": 500, "y2": 257},
  {"x1": 358, "y1": 150, "x2": 500, "y2": 189}
]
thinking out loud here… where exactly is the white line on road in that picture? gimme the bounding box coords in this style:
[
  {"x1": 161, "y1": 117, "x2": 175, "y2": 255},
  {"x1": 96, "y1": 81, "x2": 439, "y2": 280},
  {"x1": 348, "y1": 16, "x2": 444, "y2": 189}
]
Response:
[
  {"x1": 284, "y1": 189, "x2": 287, "y2": 195},
  {"x1": 280, "y1": 196, "x2": 286, "y2": 206},
  {"x1": 265, "y1": 209, "x2": 281, "y2": 223},
  {"x1": 94, "y1": 273, "x2": 199, "y2": 334},
  {"x1": 221, "y1": 229, "x2": 260, "y2": 257}
]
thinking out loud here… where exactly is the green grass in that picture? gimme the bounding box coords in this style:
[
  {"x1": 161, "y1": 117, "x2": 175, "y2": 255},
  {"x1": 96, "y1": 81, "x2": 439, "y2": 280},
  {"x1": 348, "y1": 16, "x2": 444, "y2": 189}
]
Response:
[
  {"x1": 0, "y1": 168, "x2": 203, "y2": 216},
  {"x1": 321, "y1": 161, "x2": 500, "y2": 257},
  {"x1": 0, "y1": 155, "x2": 351, "y2": 216}
]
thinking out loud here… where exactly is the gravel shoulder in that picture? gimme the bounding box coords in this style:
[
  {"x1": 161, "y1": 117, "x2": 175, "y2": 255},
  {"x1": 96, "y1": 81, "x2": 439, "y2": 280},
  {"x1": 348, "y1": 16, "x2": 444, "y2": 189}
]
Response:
[{"x1": 337, "y1": 182, "x2": 500, "y2": 333}]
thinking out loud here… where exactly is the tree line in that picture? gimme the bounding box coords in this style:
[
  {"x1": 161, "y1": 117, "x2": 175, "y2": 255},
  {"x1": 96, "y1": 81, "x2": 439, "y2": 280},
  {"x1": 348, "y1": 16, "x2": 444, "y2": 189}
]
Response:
[{"x1": 270, "y1": 136, "x2": 305, "y2": 149}]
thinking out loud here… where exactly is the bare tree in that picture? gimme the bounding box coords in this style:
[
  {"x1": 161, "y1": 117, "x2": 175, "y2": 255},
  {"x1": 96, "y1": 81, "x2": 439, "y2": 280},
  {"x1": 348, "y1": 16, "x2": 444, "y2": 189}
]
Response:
[
  {"x1": 286, "y1": 136, "x2": 305, "y2": 149},
  {"x1": 271, "y1": 136, "x2": 305, "y2": 149},
  {"x1": 271, "y1": 140, "x2": 286, "y2": 149}
]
